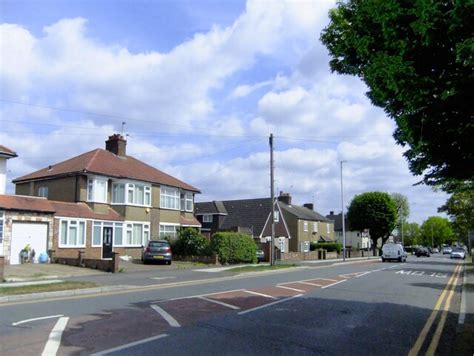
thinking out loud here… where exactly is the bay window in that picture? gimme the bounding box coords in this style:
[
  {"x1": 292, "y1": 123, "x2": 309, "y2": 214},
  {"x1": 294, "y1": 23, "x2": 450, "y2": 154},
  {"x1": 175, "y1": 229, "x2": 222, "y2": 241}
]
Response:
[
  {"x1": 59, "y1": 220, "x2": 86, "y2": 247},
  {"x1": 159, "y1": 224, "x2": 178, "y2": 239},
  {"x1": 160, "y1": 187, "x2": 180, "y2": 210},
  {"x1": 180, "y1": 192, "x2": 194, "y2": 212},
  {"x1": 87, "y1": 177, "x2": 108, "y2": 203},
  {"x1": 125, "y1": 222, "x2": 150, "y2": 246}
]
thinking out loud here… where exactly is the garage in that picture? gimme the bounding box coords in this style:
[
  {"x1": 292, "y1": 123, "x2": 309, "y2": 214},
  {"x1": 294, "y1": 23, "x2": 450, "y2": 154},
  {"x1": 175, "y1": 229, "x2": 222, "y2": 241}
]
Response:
[{"x1": 10, "y1": 222, "x2": 48, "y2": 264}]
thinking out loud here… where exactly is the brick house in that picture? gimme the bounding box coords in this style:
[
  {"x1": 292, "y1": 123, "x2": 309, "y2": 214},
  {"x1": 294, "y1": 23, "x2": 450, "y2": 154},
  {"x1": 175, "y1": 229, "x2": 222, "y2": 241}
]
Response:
[{"x1": 1, "y1": 135, "x2": 200, "y2": 264}]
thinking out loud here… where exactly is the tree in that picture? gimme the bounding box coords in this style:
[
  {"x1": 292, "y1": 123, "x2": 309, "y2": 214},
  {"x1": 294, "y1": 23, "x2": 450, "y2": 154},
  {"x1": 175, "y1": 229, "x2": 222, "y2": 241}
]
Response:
[
  {"x1": 438, "y1": 189, "x2": 474, "y2": 246},
  {"x1": 347, "y1": 192, "x2": 398, "y2": 255},
  {"x1": 391, "y1": 193, "x2": 410, "y2": 240},
  {"x1": 403, "y1": 222, "x2": 421, "y2": 246},
  {"x1": 420, "y1": 216, "x2": 454, "y2": 246},
  {"x1": 321, "y1": 1, "x2": 474, "y2": 191}
]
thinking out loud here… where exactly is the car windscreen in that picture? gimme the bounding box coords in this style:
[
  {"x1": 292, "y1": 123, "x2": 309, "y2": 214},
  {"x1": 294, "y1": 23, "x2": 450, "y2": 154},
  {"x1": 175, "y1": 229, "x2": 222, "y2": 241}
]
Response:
[
  {"x1": 452, "y1": 248, "x2": 464, "y2": 252},
  {"x1": 149, "y1": 242, "x2": 169, "y2": 248}
]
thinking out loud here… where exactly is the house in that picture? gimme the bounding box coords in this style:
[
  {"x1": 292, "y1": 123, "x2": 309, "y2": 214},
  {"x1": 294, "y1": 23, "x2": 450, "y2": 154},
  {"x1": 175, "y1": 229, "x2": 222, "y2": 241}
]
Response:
[
  {"x1": 195, "y1": 198, "x2": 291, "y2": 252},
  {"x1": 1, "y1": 134, "x2": 201, "y2": 264},
  {"x1": 326, "y1": 211, "x2": 371, "y2": 250},
  {"x1": 0, "y1": 145, "x2": 17, "y2": 194},
  {"x1": 277, "y1": 192, "x2": 335, "y2": 252}
]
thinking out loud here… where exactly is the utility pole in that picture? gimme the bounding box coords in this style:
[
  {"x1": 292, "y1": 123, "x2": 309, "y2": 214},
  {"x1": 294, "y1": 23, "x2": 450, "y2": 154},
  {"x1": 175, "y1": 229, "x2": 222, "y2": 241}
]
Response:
[
  {"x1": 340, "y1": 160, "x2": 347, "y2": 261},
  {"x1": 401, "y1": 219, "x2": 404, "y2": 246},
  {"x1": 269, "y1": 133, "x2": 275, "y2": 266}
]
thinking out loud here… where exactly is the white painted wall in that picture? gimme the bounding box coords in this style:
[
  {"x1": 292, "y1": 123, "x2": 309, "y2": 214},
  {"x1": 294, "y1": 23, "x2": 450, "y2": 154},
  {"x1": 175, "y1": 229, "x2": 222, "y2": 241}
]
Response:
[{"x1": 0, "y1": 158, "x2": 6, "y2": 194}]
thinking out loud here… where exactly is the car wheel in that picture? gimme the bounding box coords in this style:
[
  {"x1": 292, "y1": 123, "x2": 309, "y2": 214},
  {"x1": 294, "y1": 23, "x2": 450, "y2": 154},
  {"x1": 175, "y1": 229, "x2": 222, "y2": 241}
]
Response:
[
  {"x1": 143, "y1": 259, "x2": 148, "y2": 265},
  {"x1": 398, "y1": 257, "x2": 402, "y2": 262},
  {"x1": 382, "y1": 257, "x2": 385, "y2": 262},
  {"x1": 168, "y1": 260, "x2": 172, "y2": 265}
]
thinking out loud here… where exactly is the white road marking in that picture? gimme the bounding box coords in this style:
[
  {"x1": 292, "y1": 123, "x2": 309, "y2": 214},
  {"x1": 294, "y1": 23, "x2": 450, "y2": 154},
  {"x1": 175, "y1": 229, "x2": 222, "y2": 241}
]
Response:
[
  {"x1": 150, "y1": 305, "x2": 181, "y2": 327},
  {"x1": 166, "y1": 289, "x2": 245, "y2": 301},
  {"x1": 315, "y1": 278, "x2": 338, "y2": 282},
  {"x1": 244, "y1": 290, "x2": 278, "y2": 300},
  {"x1": 388, "y1": 264, "x2": 400, "y2": 269},
  {"x1": 321, "y1": 279, "x2": 347, "y2": 289},
  {"x1": 150, "y1": 276, "x2": 176, "y2": 280},
  {"x1": 238, "y1": 294, "x2": 303, "y2": 315},
  {"x1": 458, "y1": 263, "x2": 467, "y2": 325},
  {"x1": 198, "y1": 296, "x2": 241, "y2": 310},
  {"x1": 276, "y1": 285, "x2": 306, "y2": 293},
  {"x1": 355, "y1": 271, "x2": 372, "y2": 278},
  {"x1": 12, "y1": 314, "x2": 64, "y2": 326},
  {"x1": 41, "y1": 316, "x2": 69, "y2": 356},
  {"x1": 90, "y1": 333, "x2": 169, "y2": 356},
  {"x1": 298, "y1": 281, "x2": 323, "y2": 287}
]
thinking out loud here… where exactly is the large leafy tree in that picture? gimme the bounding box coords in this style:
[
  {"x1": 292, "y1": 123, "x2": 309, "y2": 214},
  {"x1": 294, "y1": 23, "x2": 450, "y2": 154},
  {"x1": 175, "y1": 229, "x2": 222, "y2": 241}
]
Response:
[
  {"x1": 321, "y1": 1, "x2": 474, "y2": 191},
  {"x1": 403, "y1": 222, "x2": 421, "y2": 246},
  {"x1": 420, "y1": 216, "x2": 454, "y2": 246},
  {"x1": 347, "y1": 192, "x2": 398, "y2": 255},
  {"x1": 438, "y1": 189, "x2": 474, "y2": 246}
]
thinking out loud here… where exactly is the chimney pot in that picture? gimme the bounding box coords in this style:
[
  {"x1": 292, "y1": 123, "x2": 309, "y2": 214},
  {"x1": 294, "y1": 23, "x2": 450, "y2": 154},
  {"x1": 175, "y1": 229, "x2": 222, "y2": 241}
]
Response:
[
  {"x1": 277, "y1": 191, "x2": 292, "y2": 205},
  {"x1": 106, "y1": 134, "x2": 127, "y2": 157},
  {"x1": 304, "y1": 203, "x2": 314, "y2": 211}
]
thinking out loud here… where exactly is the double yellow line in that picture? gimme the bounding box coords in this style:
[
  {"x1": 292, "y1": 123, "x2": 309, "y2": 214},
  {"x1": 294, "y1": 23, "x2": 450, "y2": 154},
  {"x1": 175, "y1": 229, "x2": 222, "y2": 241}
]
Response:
[{"x1": 408, "y1": 263, "x2": 462, "y2": 356}]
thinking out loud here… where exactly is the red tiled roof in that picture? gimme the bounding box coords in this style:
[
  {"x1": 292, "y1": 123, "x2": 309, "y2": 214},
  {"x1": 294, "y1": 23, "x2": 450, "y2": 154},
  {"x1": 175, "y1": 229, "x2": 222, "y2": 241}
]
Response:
[
  {"x1": 0, "y1": 145, "x2": 17, "y2": 158},
  {"x1": 0, "y1": 194, "x2": 123, "y2": 221},
  {"x1": 13, "y1": 149, "x2": 200, "y2": 192},
  {"x1": 0, "y1": 195, "x2": 55, "y2": 213},
  {"x1": 180, "y1": 215, "x2": 201, "y2": 227}
]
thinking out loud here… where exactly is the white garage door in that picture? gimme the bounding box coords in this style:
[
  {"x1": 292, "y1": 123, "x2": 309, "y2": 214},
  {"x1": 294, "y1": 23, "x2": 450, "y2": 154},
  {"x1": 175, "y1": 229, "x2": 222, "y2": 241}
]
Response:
[{"x1": 10, "y1": 222, "x2": 48, "y2": 265}]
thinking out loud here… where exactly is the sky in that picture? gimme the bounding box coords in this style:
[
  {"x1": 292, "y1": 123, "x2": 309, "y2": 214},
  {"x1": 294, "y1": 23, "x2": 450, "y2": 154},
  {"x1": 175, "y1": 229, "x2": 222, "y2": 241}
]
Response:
[{"x1": 0, "y1": 0, "x2": 449, "y2": 224}]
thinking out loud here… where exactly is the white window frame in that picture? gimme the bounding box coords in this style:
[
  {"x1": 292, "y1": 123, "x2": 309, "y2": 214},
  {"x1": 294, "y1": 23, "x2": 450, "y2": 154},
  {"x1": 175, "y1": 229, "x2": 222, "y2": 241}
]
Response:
[
  {"x1": 0, "y1": 211, "x2": 4, "y2": 245},
  {"x1": 59, "y1": 219, "x2": 86, "y2": 248},
  {"x1": 327, "y1": 223, "x2": 331, "y2": 234},
  {"x1": 160, "y1": 186, "x2": 180, "y2": 210},
  {"x1": 313, "y1": 222, "x2": 318, "y2": 233},
  {"x1": 303, "y1": 221, "x2": 308, "y2": 232},
  {"x1": 38, "y1": 186, "x2": 48, "y2": 198},
  {"x1": 185, "y1": 192, "x2": 193, "y2": 212},
  {"x1": 87, "y1": 176, "x2": 108, "y2": 203},
  {"x1": 159, "y1": 223, "x2": 180, "y2": 239},
  {"x1": 123, "y1": 222, "x2": 150, "y2": 247},
  {"x1": 202, "y1": 214, "x2": 213, "y2": 223},
  {"x1": 274, "y1": 211, "x2": 279, "y2": 222},
  {"x1": 92, "y1": 221, "x2": 124, "y2": 247},
  {"x1": 111, "y1": 181, "x2": 152, "y2": 207}
]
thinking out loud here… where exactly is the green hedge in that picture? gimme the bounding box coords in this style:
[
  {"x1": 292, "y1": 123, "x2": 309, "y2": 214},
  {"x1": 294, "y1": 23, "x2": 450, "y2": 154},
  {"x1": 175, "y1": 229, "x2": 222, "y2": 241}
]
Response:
[
  {"x1": 210, "y1": 232, "x2": 257, "y2": 264},
  {"x1": 310, "y1": 242, "x2": 342, "y2": 253},
  {"x1": 169, "y1": 228, "x2": 211, "y2": 256}
]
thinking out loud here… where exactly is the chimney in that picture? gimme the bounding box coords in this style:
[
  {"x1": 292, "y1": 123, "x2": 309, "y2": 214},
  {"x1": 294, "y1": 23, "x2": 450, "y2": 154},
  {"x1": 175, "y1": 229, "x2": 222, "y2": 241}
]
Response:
[
  {"x1": 277, "y1": 191, "x2": 292, "y2": 205},
  {"x1": 303, "y1": 203, "x2": 314, "y2": 211},
  {"x1": 105, "y1": 134, "x2": 127, "y2": 157}
]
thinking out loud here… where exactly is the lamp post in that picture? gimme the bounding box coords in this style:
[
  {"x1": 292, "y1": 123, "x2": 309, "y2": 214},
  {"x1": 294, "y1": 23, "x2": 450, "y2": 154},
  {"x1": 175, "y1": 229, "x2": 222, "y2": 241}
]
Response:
[{"x1": 340, "y1": 160, "x2": 347, "y2": 261}]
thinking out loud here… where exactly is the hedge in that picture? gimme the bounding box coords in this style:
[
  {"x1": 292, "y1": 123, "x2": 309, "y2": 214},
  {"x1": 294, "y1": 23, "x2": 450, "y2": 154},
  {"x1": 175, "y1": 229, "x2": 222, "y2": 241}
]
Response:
[
  {"x1": 310, "y1": 242, "x2": 342, "y2": 253},
  {"x1": 210, "y1": 232, "x2": 257, "y2": 264},
  {"x1": 169, "y1": 228, "x2": 211, "y2": 256}
]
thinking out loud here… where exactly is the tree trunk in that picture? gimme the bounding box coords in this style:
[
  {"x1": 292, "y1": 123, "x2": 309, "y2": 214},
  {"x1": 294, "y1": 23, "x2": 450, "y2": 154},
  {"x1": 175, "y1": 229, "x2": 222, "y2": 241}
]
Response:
[{"x1": 372, "y1": 238, "x2": 377, "y2": 256}]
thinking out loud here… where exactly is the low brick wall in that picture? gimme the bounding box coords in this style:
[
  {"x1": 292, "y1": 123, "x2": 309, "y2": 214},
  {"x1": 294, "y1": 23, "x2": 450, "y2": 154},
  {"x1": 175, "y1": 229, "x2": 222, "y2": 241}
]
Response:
[
  {"x1": 345, "y1": 250, "x2": 368, "y2": 258},
  {"x1": 281, "y1": 249, "x2": 336, "y2": 261},
  {"x1": 52, "y1": 251, "x2": 119, "y2": 273},
  {"x1": 173, "y1": 254, "x2": 220, "y2": 265},
  {"x1": 326, "y1": 251, "x2": 338, "y2": 259}
]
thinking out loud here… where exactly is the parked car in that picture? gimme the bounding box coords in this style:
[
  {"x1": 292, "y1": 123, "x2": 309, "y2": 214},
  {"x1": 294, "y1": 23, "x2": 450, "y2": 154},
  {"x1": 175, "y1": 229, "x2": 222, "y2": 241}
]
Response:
[
  {"x1": 142, "y1": 240, "x2": 172, "y2": 265},
  {"x1": 450, "y1": 247, "x2": 466, "y2": 260},
  {"x1": 432, "y1": 248, "x2": 439, "y2": 253},
  {"x1": 442, "y1": 246, "x2": 452, "y2": 255},
  {"x1": 256, "y1": 249, "x2": 265, "y2": 263},
  {"x1": 415, "y1": 247, "x2": 430, "y2": 257},
  {"x1": 382, "y1": 243, "x2": 407, "y2": 262}
]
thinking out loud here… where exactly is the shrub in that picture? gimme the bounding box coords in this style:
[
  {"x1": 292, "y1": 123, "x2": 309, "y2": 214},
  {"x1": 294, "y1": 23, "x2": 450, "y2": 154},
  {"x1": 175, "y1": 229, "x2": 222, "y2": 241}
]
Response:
[
  {"x1": 310, "y1": 242, "x2": 342, "y2": 253},
  {"x1": 170, "y1": 228, "x2": 211, "y2": 256},
  {"x1": 210, "y1": 232, "x2": 257, "y2": 264}
]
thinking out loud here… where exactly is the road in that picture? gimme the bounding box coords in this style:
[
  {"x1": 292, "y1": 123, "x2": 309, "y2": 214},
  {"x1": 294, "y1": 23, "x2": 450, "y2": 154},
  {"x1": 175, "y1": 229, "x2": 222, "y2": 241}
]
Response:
[{"x1": 0, "y1": 254, "x2": 464, "y2": 355}]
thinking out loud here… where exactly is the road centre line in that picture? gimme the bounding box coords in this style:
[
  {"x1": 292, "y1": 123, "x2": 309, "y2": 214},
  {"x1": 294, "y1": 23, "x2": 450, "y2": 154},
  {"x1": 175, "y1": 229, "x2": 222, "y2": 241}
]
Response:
[
  {"x1": 244, "y1": 290, "x2": 278, "y2": 300},
  {"x1": 408, "y1": 263, "x2": 462, "y2": 356},
  {"x1": 41, "y1": 316, "x2": 69, "y2": 356},
  {"x1": 150, "y1": 304, "x2": 181, "y2": 327},
  {"x1": 12, "y1": 314, "x2": 64, "y2": 326},
  {"x1": 321, "y1": 279, "x2": 347, "y2": 289},
  {"x1": 198, "y1": 296, "x2": 241, "y2": 310},
  {"x1": 238, "y1": 294, "x2": 304, "y2": 315},
  {"x1": 276, "y1": 285, "x2": 306, "y2": 293},
  {"x1": 426, "y1": 266, "x2": 460, "y2": 355},
  {"x1": 91, "y1": 333, "x2": 169, "y2": 356}
]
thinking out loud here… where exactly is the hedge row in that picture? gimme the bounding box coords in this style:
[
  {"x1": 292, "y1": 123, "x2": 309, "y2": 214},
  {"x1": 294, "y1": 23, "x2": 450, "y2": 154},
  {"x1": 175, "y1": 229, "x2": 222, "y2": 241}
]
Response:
[
  {"x1": 210, "y1": 232, "x2": 257, "y2": 264},
  {"x1": 310, "y1": 242, "x2": 342, "y2": 253}
]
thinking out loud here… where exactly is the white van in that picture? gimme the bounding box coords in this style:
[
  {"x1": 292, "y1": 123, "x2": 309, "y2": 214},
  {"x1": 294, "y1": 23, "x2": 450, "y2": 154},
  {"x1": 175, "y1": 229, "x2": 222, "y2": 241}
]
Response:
[{"x1": 382, "y1": 243, "x2": 407, "y2": 262}]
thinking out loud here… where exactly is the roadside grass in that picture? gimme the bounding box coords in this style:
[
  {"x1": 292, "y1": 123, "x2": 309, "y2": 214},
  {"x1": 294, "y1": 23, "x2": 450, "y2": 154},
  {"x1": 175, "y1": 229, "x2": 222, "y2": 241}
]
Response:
[
  {"x1": 0, "y1": 281, "x2": 97, "y2": 296},
  {"x1": 228, "y1": 263, "x2": 298, "y2": 273}
]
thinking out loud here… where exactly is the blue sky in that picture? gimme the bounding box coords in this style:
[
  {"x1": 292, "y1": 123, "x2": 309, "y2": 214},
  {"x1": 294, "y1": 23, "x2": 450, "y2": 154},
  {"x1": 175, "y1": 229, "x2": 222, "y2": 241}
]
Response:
[{"x1": 0, "y1": 0, "x2": 448, "y2": 223}]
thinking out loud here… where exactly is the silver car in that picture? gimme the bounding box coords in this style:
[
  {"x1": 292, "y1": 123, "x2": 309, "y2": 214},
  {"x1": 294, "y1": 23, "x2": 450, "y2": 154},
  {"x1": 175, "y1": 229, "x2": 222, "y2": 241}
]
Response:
[{"x1": 450, "y1": 247, "x2": 466, "y2": 259}]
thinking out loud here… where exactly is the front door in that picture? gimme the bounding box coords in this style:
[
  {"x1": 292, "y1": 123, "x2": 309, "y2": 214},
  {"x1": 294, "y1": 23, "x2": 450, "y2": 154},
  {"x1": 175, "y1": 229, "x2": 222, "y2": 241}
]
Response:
[{"x1": 102, "y1": 227, "x2": 113, "y2": 259}]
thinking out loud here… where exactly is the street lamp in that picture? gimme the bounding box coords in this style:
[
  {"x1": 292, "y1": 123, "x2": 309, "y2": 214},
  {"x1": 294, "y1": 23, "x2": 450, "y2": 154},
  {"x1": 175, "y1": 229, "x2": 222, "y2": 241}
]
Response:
[{"x1": 340, "y1": 160, "x2": 347, "y2": 261}]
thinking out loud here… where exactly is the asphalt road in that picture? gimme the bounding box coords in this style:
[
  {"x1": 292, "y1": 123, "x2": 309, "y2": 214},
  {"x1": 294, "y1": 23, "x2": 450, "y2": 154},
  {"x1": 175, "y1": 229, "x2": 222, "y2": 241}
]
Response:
[{"x1": 0, "y1": 254, "x2": 464, "y2": 355}]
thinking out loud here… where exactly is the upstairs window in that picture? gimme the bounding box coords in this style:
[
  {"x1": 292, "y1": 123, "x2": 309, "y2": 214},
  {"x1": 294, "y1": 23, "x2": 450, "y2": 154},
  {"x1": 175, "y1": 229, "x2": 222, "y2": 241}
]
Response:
[
  {"x1": 303, "y1": 221, "x2": 308, "y2": 232},
  {"x1": 274, "y1": 211, "x2": 279, "y2": 222},
  {"x1": 160, "y1": 187, "x2": 180, "y2": 210},
  {"x1": 313, "y1": 222, "x2": 318, "y2": 233},
  {"x1": 87, "y1": 177, "x2": 108, "y2": 203},
  {"x1": 180, "y1": 192, "x2": 194, "y2": 212},
  {"x1": 38, "y1": 187, "x2": 48, "y2": 198},
  {"x1": 202, "y1": 214, "x2": 213, "y2": 223},
  {"x1": 327, "y1": 223, "x2": 331, "y2": 234},
  {"x1": 112, "y1": 182, "x2": 151, "y2": 206}
]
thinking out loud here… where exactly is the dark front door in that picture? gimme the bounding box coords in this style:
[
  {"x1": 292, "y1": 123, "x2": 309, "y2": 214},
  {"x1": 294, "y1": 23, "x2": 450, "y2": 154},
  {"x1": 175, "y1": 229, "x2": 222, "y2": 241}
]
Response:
[{"x1": 102, "y1": 227, "x2": 113, "y2": 259}]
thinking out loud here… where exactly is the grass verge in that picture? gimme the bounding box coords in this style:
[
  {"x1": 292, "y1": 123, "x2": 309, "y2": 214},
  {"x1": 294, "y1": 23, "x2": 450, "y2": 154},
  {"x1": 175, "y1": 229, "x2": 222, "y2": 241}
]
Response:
[
  {"x1": 229, "y1": 263, "x2": 298, "y2": 273},
  {"x1": 0, "y1": 281, "x2": 97, "y2": 296}
]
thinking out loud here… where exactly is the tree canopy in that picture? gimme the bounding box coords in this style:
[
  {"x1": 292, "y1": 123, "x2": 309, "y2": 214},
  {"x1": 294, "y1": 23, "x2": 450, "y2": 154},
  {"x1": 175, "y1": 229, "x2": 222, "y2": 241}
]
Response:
[
  {"x1": 420, "y1": 216, "x2": 454, "y2": 246},
  {"x1": 347, "y1": 192, "x2": 398, "y2": 255},
  {"x1": 321, "y1": 0, "x2": 474, "y2": 191},
  {"x1": 439, "y1": 189, "x2": 474, "y2": 244}
]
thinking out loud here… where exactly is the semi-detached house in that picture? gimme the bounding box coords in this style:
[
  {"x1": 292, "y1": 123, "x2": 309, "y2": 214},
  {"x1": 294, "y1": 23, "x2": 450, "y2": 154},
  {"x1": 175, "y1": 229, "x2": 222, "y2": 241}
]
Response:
[{"x1": 1, "y1": 134, "x2": 200, "y2": 264}]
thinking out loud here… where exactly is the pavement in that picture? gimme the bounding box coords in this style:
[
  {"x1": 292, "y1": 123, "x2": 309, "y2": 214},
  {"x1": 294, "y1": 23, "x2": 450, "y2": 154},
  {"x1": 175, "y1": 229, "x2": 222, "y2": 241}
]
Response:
[{"x1": 454, "y1": 255, "x2": 474, "y2": 354}]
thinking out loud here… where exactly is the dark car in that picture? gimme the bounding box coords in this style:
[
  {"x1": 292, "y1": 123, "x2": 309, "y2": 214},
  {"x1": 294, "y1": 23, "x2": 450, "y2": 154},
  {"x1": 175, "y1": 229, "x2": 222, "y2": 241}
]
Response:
[
  {"x1": 256, "y1": 249, "x2": 265, "y2": 263},
  {"x1": 415, "y1": 247, "x2": 430, "y2": 257},
  {"x1": 142, "y1": 240, "x2": 172, "y2": 265}
]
